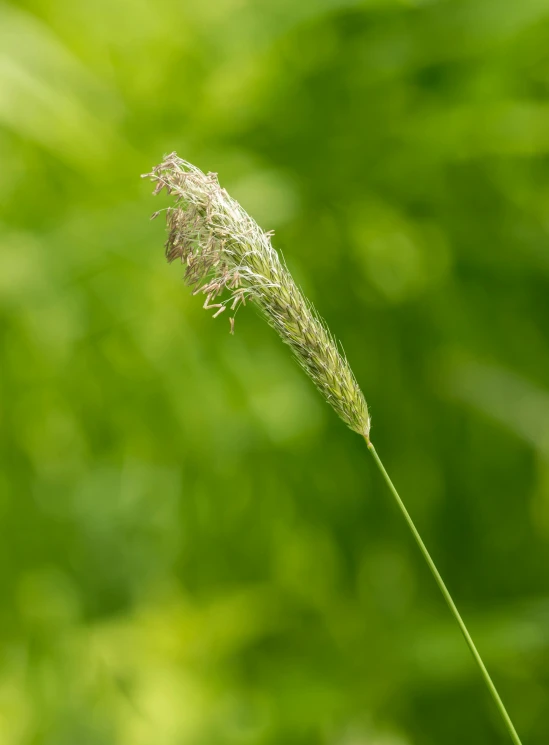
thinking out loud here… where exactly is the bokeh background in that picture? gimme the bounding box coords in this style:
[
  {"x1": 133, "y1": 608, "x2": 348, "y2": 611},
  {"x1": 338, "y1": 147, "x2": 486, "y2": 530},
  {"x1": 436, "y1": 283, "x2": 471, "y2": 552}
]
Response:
[{"x1": 1, "y1": 0, "x2": 549, "y2": 743}]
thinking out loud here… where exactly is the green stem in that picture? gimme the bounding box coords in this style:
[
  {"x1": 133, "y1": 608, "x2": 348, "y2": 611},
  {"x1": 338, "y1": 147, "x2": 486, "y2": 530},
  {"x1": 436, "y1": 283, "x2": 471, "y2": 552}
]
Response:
[{"x1": 365, "y1": 437, "x2": 522, "y2": 745}]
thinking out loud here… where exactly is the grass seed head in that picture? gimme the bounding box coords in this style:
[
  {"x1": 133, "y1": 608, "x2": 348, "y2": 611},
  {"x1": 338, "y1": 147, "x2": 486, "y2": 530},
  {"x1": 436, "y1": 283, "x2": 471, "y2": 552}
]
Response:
[{"x1": 143, "y1": 153, "x2": 370, "y2": 436}]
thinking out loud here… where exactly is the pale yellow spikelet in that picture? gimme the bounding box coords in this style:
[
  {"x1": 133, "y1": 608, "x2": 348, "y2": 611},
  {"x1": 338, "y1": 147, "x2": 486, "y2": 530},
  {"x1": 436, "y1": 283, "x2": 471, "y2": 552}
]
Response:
[{"x1": 143, "y1": 153, "x2": 370, "y2": 436}]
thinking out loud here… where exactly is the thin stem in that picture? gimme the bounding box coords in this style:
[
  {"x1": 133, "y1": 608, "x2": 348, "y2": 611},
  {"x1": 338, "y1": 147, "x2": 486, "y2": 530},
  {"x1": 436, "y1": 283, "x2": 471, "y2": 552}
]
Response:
[{"x1": 365, "y1": 437, "x2": 522, "y2": 745}]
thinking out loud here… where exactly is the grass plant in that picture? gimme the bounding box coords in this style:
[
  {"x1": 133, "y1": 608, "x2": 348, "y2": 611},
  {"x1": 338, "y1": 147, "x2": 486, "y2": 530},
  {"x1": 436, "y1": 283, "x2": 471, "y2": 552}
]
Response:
[{"x1": 143, "y1": 153, "x2": 523, "y2": 745}]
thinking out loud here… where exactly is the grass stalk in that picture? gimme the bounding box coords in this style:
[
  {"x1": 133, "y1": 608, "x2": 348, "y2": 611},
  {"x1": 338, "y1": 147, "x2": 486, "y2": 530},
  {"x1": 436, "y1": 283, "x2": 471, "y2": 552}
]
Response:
[
  {"x1": 144, "y1": 153, "x2": 524, "y2": 744},
  {"x1": 365, "y1": 437, "x2": 523, "y2": 745}
]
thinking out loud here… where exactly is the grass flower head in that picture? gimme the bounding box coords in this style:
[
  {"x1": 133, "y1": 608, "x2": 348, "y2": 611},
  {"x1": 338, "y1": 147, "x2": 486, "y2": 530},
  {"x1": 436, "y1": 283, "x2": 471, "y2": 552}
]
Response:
[{"x1": 143, "y1": 153, "x2": 370, "y2": 436}]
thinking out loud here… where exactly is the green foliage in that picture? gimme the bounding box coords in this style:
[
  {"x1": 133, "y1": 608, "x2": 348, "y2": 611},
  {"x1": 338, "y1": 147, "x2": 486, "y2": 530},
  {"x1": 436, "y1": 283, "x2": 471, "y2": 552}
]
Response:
[{"x1": 1, "y1": 0, "x2": 549, "y2": 743}]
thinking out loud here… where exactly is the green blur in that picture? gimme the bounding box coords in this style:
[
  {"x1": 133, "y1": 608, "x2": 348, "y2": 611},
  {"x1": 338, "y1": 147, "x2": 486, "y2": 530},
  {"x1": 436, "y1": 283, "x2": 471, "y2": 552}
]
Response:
[{"x1": 1, "y1": 1, "x2": 548, "y2": 743}]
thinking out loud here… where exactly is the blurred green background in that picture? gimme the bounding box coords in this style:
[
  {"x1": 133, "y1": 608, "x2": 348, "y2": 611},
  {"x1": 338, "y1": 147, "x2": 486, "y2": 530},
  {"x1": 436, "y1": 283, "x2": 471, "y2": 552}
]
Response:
[{"x1": 1, "y1": 0, "x2": 549, "y2": 743}]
